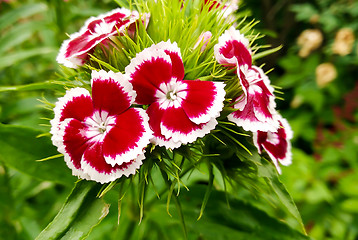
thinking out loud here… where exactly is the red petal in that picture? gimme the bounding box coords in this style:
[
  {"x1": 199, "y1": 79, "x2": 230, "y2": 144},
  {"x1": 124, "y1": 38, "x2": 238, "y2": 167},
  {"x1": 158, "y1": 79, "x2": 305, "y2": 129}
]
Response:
[
  {"x1": 51, "y1": 88, "x2": 93, "y2": 147},
  {"x1": 160, "y1": 105, "x2": 218, "y2": 144},
  {"x1": 181, "y1": 80, "x2": 225, "y2": 124},
  {"x1": 81, "y1": 142, "x2": 144, "y2": 183},
  {"x1": 146, "y1": 102, "x2": 182, "y2": 149},
  {"x1": 54, "y1": 119, "x2": 90, "y2": 180},
  {"x1": 126, "y1": 48, "x2": 173, "y2": 104},
  {"x1": 253, "y1": 117, "x2": 293, "y2": 173},
  {"x1": 103, "y1": 108, "x2": 152, "y2": 166},
  {"x1": 91, "y1": 70, "x2": 135, "y2": 116}
]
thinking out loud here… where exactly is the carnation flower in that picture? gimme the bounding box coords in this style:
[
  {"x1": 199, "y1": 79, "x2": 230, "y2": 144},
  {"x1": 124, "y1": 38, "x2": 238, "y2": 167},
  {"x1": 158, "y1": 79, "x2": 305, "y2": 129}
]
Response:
[
  {"x1": 50, "y1": 70, "x2": 152, "y2": 183},
  {"x1": 125, "y1": 41, "x2": 226, "y2": 148},
  {"x1": 214, "y1": 27, "x2": 278, "y2": 132},
  {"x1": 253, "y1": 115, "x2": 293, "y2": 174},
  {"x1": 56, "y1": 8, "x2": 148, "y2": 68},
  {"x1": 228, "y1": 65, "x2": 279, "y2": 132},
  {"x1": 214, "y1": 26, "x2": 251, "y2": 67}
]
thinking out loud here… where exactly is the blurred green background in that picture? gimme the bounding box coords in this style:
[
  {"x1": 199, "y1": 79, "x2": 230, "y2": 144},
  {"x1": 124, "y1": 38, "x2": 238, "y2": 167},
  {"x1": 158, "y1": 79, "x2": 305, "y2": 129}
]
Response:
[{"x1": 1, "y1": 0, "x2": 357, "y2": 239}]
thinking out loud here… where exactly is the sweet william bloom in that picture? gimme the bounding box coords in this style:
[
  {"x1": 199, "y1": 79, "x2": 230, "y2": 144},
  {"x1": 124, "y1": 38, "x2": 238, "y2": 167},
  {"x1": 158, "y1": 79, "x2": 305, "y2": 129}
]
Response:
[
  {"x1": 57, "y1": 8, "x2": 148, "y2": 68},
  {"x1": 50, "y1": 70, "x2": 153, "y2": 183},
  {"x1": 214, "y1": 26, "x2": 251, "y2": 67},
  {"x1": 125, "y1": 41, "x2": 226, "y2": 149},
  {"x1": 228, "y1": 65, "x2": 279, "y2": 132},
  {"x1": 253, "y1": 115, "x2": 293, "y2": 174}
]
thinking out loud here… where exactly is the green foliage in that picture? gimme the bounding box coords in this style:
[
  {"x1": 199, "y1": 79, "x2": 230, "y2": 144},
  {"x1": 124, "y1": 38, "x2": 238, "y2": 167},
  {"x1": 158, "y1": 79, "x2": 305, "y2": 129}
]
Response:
[
  {"x1": 36, "y1": 181, "x2": 109, "y2": 240},
  {"x1": 0, "y1": 124, "x2": 76, "y2": 185}
]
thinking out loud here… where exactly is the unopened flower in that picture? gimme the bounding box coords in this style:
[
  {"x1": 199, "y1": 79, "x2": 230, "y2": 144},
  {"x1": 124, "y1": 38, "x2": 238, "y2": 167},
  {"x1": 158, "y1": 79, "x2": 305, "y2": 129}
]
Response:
[
  {"x1": 193, "y1": 31, "x2": 212, "y2": 52},
  {"x1": 297, "y1": 29, "x2": 323, "y2": 58},
  {"x1": 253, "y1": 115, "x2": 293, "y2": 174},
  {"x1": 315, "y1": 62, "x2": 337, "y2": 88},
  {"x1": 332, "y1": 28, "x2": 355, "y2": 56},
  {"x1": 125, "y1": 41, "x2": 226, "y2": 148},
  {"x1": 57, "y1": 8, "x2": 147, "y2": 68},
  {"x1": 228, "y1": 65, "x2": 279, "y2": 132},
  {"x1": 50, "y1": 70, "x2": 152, "y2": 183},
  {"x1": 214, "y1": 26, "x2": 251, "y2": 67}
]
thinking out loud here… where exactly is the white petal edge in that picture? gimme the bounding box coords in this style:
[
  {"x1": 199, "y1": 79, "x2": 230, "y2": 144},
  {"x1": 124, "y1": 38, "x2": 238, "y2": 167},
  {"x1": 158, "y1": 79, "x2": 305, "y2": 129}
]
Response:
[
  {"x1": 81, "y1": 152, "x2": 145, "y2": 184},
  {"x1": 50, "y1": 87, "x2": 91, "y2": 147},
  {"x1": 56, "y1": 8, "x2": 138, "y2": 68},
  {"x1": 188, "y1": 81, "x2": 226, "y2": 125},
  {"x1": 55, "y1": 118, "x2": 92, "y2": 181},
  {"x1": 103, "y1": 108, "x2": 153, "y2": 166},
  {"x1": 227, "y1": 109, "x2": 280, "y2": 133},
  {"x1": 214, "y1": 26, "x2": 251, "y2": 65},
  {"x1": 161, "y1": 117, "x2": 218, "y2": 145},
  {"x1": 91, "y1": 69, "x2": 137, "y2": 106},
  {"x1": 125, "y1": 42, "x2": 173, "y2": 81}
]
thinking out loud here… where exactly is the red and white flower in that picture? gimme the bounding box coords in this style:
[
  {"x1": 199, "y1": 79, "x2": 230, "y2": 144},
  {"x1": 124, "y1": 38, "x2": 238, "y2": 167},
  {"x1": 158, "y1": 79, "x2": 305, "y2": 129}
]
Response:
[
  {"x1": 203, "y1": 0, "x2": 239, "y2": 18},
  {"x1": 125, "y1": 41, "x2": 226, "y2": 148},
  {"x1": 57, "y1": 8, "x2": 149, "y2": 68},
  {"x1": 214, "y1": 26, "x2": 252, "y2": 67},
  {"x1": 228, "y1": 65, "x2": 279, "y2": 132},
  {"x1": 50, "y1": 70, "x2": 152, "y2": 183},
  {"x1": 253, "y1": 115, "x2": 293, "y2": 174}
]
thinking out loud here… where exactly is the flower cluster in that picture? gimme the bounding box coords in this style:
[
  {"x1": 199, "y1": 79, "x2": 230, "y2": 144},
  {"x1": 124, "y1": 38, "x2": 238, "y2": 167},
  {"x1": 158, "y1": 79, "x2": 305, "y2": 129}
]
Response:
[
  {"x1": 214, "y1": 26, "x2": 293, "y2": 173},
  {"x1": 51, "y1": 0, "x2": 293, "y2": 183}
]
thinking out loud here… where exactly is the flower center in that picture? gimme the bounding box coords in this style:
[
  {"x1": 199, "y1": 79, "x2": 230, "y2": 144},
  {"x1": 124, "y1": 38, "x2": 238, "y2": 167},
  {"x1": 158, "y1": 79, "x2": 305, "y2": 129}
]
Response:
[
  {"x1": 156, "y1": 79, "x2": 188, "y2": 109},
  {"x1": 84, "y1": 111, "x2": 116, "y2": 142}
]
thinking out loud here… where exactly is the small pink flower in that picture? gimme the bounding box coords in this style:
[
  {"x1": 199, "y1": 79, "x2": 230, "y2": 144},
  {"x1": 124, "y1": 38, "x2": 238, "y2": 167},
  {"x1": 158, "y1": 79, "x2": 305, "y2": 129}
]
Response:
[
  {"x1": 57, "y1": 8, "x2": 148, "y2": 68},
  {"x1": 50, "y1": 70, "x2": 152, "y2": 183},
  {"x1": 193, "y1": 31, "x2": 212, "y2": 52},
  {"x1": 228, "y1": 65, "x2": 279, "y2": 132},
  {"x1": 253, "y1": 115, "x2": 293, "y2": 174},
  {"x1": 125, "y1": 41, "x2": 226, "y2": 148},
  {"x1": 214, "y1": 26, "x2": 251, "y2": 67}
]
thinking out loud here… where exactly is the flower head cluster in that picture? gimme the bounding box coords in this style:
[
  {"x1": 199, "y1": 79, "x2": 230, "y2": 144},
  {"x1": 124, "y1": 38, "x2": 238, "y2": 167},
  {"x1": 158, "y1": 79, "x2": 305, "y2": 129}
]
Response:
[
  {"x1": 214, "y1": 26, "x2": 292, "y2": 172},
  {"x1": 51, "y1": 1, "x2": 293, "y2": 183}
]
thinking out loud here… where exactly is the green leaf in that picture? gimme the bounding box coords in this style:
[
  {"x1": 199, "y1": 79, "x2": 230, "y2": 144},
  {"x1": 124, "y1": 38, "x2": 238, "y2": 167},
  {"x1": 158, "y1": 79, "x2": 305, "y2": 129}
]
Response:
[
  {"x1": 36, "y1": 181, "x2": 109, "y2": 240},
  {"x1": 0, "y1": 81, "x2": 64, "y2": 92},
  {"x1": 0, "y1": 124, "x2": 76, "y2": 185},
  {"x1": 0, "y1": 21, "x2": 47, "y2": 53},
  {"x1": 146, "y1": 185, "x2": 311, "y2": 240},
  {"x1": 0, "y1": 3, "x2": 48, "y2": 30},
  {"x1": 0, "y1": 47, "x2": 55, "y2": 69},
  {"x1": 258, "y1": 158, "x2": 306, "y2": 234}
]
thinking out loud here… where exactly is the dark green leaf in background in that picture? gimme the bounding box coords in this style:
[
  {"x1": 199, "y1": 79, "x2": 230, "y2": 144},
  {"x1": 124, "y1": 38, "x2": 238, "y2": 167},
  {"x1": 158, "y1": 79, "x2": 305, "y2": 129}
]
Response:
[{"x1": 0, "y1": 124, "x2": 76, "y2": 186}]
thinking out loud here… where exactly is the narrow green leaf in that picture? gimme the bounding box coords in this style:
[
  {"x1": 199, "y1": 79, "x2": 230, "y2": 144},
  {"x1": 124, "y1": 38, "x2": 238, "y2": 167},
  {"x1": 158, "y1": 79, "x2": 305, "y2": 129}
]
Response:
[
  {"x1": 0, "y1": 21, "x2": 47, "y2": 53},
  {"x1": 0, "y1": 3, "x2": 48, "y2": 30},
  {"x1": 252, "y1": 45, "x2": 283, "y2": 61},
  {"x1": 0, "y1": 81, "x2": 64, "y2": 92},
  {"x1": 258, "y1": 158, "x2": 306, "y2": 234},
  {"x1": 146, "y1": 185, "x2": 311, "y2": 240},
  {"x1": 0, "y1": 124, "x2": 76, "y2": 185},
  {"x1": 36, "y1": 181, "x2": 109, "y2": 240},
  {"x1": 0, "y1": 47, "x2": 55, "y2": 69}
]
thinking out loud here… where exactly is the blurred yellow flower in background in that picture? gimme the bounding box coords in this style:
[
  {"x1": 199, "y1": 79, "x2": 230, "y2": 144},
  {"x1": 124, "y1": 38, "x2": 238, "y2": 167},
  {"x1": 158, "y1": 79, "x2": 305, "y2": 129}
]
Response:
[
  {"x1": 297, "y1": 29, "x2": 323, "y2": 58},
  {"x1": 315, "y1": 62, "x2": 337, "y2": 88},
  {"x1": 332, "y1": 28, "x2": 355, "y2": 56}
]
